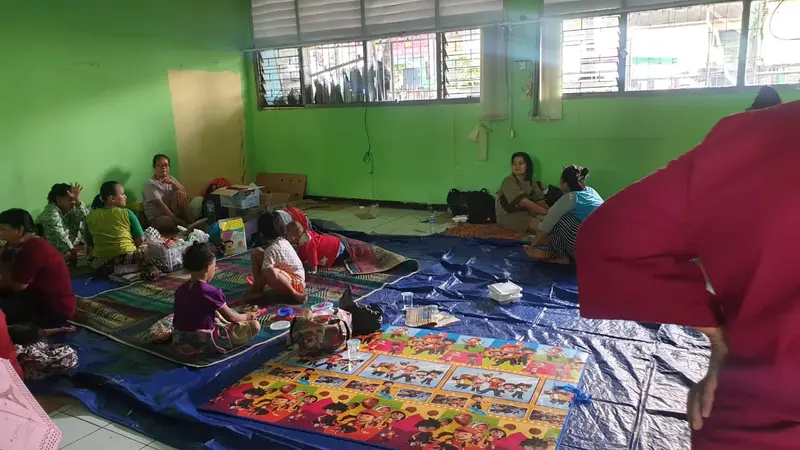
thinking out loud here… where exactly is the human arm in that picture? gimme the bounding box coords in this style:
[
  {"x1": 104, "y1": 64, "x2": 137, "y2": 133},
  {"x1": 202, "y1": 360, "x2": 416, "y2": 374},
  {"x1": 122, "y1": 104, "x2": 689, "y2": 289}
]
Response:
[
  {"x1": 127, "y1": 209, "x2": 145, "y2": 247},
  {"x1": 538, "y1": 194, "x2": 575, "y2": 234},
  {"x1": 518, "y1": 198, "x2": 549, "y2": 215},
  {"x1": 687, "y1": 326, "x2": 727, "y2": 431},
  {"x1": 218, "y1": 304, "x2": 257, "y2": 323}
]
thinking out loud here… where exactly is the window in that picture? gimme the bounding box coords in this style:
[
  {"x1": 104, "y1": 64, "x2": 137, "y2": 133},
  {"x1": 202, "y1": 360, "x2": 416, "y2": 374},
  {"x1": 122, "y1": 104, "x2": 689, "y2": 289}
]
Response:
[
  {"x1": 442, "y1": 29, "x2": 482, "y2": 99},
  {"x1": 256, "y1": 29, "x2": 481, "y2": 108},
  {"x1": 626, "y1": 3, "x2": 743, "y2": 91},
  {"x1": 562, "y1": 16, "x2": 621, "y2": 94},
  {"x1": 746, "y1": 0, "x2": 800, "y2": 86},
  {"x1": 303, "y1": 42, "x2": 366, "y2": 104},
  {"x1": 560, "y1": 1, "x2": 800, "y2": 95},
  {"x1": 366, "y1": 34, "x2": 439, "y2": 102},
  {"x1": 257, "y1": 49, "x2": 303, "y2": 106}
]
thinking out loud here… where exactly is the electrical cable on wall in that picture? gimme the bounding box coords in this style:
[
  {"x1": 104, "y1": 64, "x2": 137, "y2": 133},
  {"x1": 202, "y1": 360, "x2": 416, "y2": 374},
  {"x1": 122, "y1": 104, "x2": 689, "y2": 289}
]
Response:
[
  {"x1": 769, "y1": 0, "x2": 800, "y2": 40},
  {"x1": 363, "y1": 107, "x2": 376, "y2": 199}
]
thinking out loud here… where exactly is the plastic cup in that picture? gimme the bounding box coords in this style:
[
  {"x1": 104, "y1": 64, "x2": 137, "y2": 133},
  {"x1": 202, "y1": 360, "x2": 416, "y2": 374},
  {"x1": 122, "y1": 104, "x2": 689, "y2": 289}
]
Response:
[
  {"x1": 401, "y1": 292, "x2": 414, "y2": 310},
  {"x1": 347, "y1": 338, "x2": 362, "y2": 359}
]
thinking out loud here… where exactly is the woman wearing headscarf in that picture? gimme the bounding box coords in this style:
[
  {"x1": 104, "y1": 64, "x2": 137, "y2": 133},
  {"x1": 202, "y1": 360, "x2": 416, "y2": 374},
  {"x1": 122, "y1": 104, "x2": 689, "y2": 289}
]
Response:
[{"x1": 576, "y1": 100, "x2": 800, "y2": 450}]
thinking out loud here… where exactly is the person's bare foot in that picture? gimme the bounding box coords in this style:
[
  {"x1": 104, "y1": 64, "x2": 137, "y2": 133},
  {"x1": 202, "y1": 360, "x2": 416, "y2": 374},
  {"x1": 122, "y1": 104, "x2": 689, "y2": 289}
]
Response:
[{"x1": 523, "y1": 245, "x2": 537, "y2": 259}]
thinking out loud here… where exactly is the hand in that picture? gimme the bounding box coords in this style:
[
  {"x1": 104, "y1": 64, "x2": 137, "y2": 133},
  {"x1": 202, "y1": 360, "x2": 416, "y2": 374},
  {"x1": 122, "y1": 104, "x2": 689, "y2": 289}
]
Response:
[
  {"x1": 69, "y1": 183, "x2": 83, "y2": 205},
  {"x1": 688, "y1": 327, "x2": 727, "y2": 431},
  {"x1": 246, "y1": 312, "x2": 258, "y2": 320}
]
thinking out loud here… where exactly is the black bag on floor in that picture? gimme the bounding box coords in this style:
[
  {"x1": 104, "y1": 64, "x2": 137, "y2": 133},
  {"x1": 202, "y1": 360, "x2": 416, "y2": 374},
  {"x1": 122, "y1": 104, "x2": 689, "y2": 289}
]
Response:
[
  {"x1": 339, "y1": 286, "x2": 383, "y2": 336},
  {"x1": 446, "y1": 188, "x2": 496, "y2": 224}
]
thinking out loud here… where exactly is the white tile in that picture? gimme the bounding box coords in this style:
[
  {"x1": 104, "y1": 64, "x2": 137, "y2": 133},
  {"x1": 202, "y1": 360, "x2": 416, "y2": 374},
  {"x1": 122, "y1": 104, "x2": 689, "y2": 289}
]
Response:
[
  {"x1": 57, "y1": 397, "x2": 80, "y2": 412},
  {"x1": 104, "y1": 422, "x2": 153, "y2": 445},
  {"x1": 51, "y1": 413, "x2": 101, "y2": 448},
  {"x1": 63, "y1": 428, "x2": 148, "y2": 450},
  {"x1": 62, "y1": 403, "x2": 110, "y2": 427},
  {"x1": 147, "y1": 441, "x2": 178, "y2": 450}
]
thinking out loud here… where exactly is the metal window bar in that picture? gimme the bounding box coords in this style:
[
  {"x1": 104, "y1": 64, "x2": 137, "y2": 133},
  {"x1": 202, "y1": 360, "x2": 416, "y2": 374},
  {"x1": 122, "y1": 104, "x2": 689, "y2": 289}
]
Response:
[
  {"x1": 258, "y1": 48, "x2": 304, "y2": 107},
  {"x1": 442, "y1": 29, "x2": 481, "y2": 99},
  {"x1": 562, "y1": 16, "x2": 621, "y2": 94},
  {"x1": 745, "y1": 0, "x2": 800, "y2": 86},
  {"x1": 303, "y1": 41, "x2": 366, "y2": 104},
  {"x1": 367, "y1": 34, "x2": 439, "y2": 102},
  {"x1": 624, "y1": 3, "x2": 743, "y2": 92}
]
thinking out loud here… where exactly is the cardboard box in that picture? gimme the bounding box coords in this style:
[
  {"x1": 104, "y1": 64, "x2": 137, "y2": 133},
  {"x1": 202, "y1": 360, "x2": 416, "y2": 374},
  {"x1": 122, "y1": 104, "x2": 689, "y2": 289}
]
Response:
[
  {"x1": 218, "y1": 218, "x2": 247, "y2": 256},
  {"x1": 213, "y1": 184, "x2": 262, "y2": 210},
  {"x1": 255, "y1": 173, "x2": 306, "y2": 209}
]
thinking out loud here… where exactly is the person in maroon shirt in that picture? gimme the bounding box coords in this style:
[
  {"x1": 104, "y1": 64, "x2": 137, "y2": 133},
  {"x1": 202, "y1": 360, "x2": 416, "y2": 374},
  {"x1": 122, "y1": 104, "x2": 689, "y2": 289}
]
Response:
[
  {"x1": 0, "y1": 209, "x2": 75, "y2": 328},
  {"x1": 576, "y1": 100, "x2": 800, "y2": 450}
]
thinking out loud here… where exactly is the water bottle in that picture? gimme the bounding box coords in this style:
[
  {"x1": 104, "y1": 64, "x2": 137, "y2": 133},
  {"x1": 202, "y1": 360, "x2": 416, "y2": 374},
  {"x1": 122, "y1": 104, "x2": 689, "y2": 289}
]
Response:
[
  {"x1": 401, "y1": 292, "x2": 414, "y2": 310},
  {"x1": 428, "y1": 205, "x2": 435, "y2": 234},
  {"x1": 205, "y1": 200, "x2": 217, "y2": 224}
]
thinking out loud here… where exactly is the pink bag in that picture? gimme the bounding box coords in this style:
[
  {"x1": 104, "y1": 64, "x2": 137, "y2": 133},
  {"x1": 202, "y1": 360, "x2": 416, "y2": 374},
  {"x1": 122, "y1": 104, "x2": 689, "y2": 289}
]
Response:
[{"x1": 290, "y1": 308, "x2": 351, "y2": 355}]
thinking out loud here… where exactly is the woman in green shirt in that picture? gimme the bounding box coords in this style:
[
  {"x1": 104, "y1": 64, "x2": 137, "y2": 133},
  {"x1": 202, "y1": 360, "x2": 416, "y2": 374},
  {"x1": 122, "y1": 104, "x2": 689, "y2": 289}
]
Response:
[
  {"x1": 36, "y1": 183, "x2": 90, "y2": 263},
  {"x1": 85, "y1": 181, "x2": 159, "y2": 280}
]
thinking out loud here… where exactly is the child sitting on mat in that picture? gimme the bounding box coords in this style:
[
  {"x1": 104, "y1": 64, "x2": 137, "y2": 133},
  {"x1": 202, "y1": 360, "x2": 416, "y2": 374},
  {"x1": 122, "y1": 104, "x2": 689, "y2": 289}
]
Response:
[
  {"x1": 172, "y1": 242, "x2": 261, "y2": 355},
  {"x1": 286, "y1": 222, "x2": 346, "y2": 273},
  {"x1": 246, "y1": 212, "x2": 306, "y2": 304}
]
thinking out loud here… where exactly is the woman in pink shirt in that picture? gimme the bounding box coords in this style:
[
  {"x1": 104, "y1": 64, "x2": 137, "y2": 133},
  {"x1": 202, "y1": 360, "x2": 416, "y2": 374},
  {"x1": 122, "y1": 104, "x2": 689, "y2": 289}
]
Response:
[{"x1": 576, "y1": 100, "x2": 800, "y2": 450}]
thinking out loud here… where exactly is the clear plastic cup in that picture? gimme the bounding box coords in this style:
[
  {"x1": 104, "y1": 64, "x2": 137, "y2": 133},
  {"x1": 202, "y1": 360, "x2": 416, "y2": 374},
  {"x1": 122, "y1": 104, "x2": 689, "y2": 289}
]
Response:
[
  {"x1": 347, "y1": 338, "x2": 362, "y2": 359},
  {"x1": 402, "y1": 292, "x2": 414, "y2": 310}
]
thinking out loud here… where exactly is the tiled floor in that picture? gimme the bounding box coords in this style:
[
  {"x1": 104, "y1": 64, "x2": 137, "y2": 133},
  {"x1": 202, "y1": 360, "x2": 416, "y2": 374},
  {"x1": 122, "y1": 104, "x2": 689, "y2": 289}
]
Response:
[
  {"x1": 44, "y1": 397, "x2": 176, "y2": 449},
  {"x1": 301, "y1": 202, "x2": 455, "y2": 236},
  {"x1": 40, "y1": 202, "x2": 452, "y2": 449}
]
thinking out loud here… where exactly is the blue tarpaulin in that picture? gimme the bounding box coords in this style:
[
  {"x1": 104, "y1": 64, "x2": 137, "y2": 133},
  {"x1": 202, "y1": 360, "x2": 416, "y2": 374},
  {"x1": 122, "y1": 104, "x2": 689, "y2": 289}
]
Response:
[{"x1": 35, "y1": 233, "x2": 709, "y2": 450}]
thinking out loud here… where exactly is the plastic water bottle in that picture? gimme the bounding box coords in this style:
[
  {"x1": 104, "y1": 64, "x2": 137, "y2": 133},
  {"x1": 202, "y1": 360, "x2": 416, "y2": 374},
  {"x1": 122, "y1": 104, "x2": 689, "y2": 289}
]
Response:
[
  {"x1": 205, "y1": 201, "x2": 217, "y2": 224},
  {"x1": 428, "y1": 205, "x2": 435, "y2": 234},
  {"x1": 401, "y1": 292, "x2": 414, "y2": 310}
]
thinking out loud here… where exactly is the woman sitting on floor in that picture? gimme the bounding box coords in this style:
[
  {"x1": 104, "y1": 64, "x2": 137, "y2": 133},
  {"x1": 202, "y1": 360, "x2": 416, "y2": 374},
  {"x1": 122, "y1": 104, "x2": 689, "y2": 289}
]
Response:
[
  {"x1": 36, "y1": 183, "x2": 90, "y2": 263},
  {"x1": 523, "y1": 165, "x2": 603, "y2": 264},
  {"x1": 495, "y1": 152, "x2": 550, "y2": 233},
  {"x1": 0, "y1": 209, "x2": 76, "y2": 328},
  {"x1": 142, "y1": 154, "x2": 190, "y2": 232},
  {"x1": 85, "y1": 181, "x2": 160, "y2": 279},
  {"x1": 172, "y1": 242, "x2": 260, "y2": 355}
]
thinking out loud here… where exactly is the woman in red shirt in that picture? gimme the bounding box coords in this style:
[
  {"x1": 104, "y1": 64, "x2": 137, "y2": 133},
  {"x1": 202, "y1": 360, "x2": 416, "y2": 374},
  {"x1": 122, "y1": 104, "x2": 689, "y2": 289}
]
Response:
[
  {"x1": 576, "y1": 101, "x2": 800, "y2": 450},
  {"x1": 0, "y1": 209, "x2": 76, "y2": 328}
]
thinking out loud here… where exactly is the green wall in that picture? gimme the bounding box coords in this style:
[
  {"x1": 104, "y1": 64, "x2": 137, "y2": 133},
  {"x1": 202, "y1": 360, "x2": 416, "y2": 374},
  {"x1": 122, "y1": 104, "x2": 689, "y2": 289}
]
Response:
[
  {"x1": 0, "y1": 0, "x2": 251, "y2": 216},
  {"x1": 246, "y1": 23, "x2": 799, "y2": 203}
]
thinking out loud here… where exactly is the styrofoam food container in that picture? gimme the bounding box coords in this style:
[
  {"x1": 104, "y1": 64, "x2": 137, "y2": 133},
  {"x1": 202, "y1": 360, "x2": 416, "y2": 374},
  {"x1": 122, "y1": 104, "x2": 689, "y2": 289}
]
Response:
[
  {"x1": 491, "y1": 292, "x2": 523, "y2": 303},
  {"x1": 489, "y1": 282, "x2": 522, "y2": 296}
]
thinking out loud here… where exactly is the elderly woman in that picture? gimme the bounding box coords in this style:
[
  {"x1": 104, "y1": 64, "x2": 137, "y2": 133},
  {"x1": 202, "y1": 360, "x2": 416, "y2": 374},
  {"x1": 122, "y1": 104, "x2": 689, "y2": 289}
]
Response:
[
  {"x1": 142, "y1": 154, "x2": 190, "y2": 232},
  {"x1": 36, "y1": 183, "x2": 90, "y2": 262},
  {"x1": 576, "y1": 101, "x2": 800, "y2": 450},
  {"x1": 0, "y1": 209, "x2": 75, "y2": 328},
  {"x1": 495, "y1": 152, "x2": 549, "y2": 233}
]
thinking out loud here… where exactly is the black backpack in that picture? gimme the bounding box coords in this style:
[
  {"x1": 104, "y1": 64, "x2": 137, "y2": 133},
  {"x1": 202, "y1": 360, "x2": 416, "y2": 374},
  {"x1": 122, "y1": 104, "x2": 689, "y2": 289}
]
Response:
[{"x1": 447, "y1": 189, "x2": 496, "y2": 224}]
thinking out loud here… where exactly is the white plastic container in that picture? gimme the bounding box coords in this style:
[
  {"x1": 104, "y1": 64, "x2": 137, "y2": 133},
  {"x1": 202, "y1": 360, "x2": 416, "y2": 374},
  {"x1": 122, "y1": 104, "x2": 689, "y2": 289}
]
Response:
[
  {"x1": 489, "y1": 281, "x2": 523, "y2": 305},
  {"x1": 488, "y1": 282, "x2": 522, "y2": 297}
]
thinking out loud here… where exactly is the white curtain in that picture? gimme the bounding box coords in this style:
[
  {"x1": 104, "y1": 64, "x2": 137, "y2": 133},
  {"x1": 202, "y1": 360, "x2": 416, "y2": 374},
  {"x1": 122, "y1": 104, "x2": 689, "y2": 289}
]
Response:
[
  {"x1": 537, "y1": 20, "x2": 563, "y2": 121},
  {"x1": 479, "y1": 25, "x2": 509, "y2": 123}
]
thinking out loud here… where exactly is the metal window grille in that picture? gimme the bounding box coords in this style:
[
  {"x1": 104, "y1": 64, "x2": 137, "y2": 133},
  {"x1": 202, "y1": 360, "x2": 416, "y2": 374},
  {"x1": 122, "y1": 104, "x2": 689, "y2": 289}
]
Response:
[
  {"x1": 562, "y1": 16, "x2": 621, "y2": 94},
  {"x1": 745, "y1": 0, "x2": 800, "y2": 86},
  {"x1": 442, "y1": 29, "x2": 482, "y2": 99},
  {"x1": 257, "y1": 48, "x2": 303, "y2": 107}
]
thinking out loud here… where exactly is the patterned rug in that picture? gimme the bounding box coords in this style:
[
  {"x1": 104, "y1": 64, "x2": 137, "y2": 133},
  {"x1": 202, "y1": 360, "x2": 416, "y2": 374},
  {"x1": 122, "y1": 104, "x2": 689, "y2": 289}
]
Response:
[
  {"x1": 202, "y1": 326, "x2": 589, "y2": 450},
  {"x1": 70, "y1": 248, "x2": 419, "y2": 368},
  {"x1": 336, "y1": 235, "x2": 420, "y2": 275},
  {"x1": 441, "y1": 223, "x2": 526, "y2": 241}
]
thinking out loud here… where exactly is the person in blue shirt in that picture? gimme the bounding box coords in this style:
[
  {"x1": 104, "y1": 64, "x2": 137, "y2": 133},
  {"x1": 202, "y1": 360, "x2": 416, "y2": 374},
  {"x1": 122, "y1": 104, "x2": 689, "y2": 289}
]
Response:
[{"x1": 524, "y1": 165, "x2": 603, "y2": 264}]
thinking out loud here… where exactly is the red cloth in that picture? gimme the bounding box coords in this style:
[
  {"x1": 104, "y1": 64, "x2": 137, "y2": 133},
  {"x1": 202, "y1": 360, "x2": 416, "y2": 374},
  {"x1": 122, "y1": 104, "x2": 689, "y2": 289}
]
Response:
[
  {"x1": 12, "y1": 237, "x2": 75, "y2": 323},
  {"x1": 0, "y1": 310, "x2": 22, "y2": 378},
  {"x1": 283, "y1": 207, "x2": 310, "y2": 232},
  {"x1": 576, "y1": 101, "x2": 800, "y2": 450},
  {"x1": 296, "y1": 231, "x2": 342, "y2": 269}
]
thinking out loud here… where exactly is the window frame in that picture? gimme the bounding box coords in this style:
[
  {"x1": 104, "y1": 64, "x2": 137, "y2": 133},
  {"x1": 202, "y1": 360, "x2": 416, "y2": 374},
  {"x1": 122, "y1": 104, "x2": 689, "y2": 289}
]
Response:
[
  {"x1": 561, "y1": 0, "x2": 800, "y2": 98},
  {"x1": 255, "y1": 29, "x2": 482, "y2": 110}
]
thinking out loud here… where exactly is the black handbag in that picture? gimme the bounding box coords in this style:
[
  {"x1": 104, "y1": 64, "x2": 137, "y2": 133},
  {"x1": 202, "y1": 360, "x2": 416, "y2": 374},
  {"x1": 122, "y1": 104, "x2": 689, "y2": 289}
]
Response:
[{"x1": 339, "y1": 287, "x2": 383, "y2": 336}]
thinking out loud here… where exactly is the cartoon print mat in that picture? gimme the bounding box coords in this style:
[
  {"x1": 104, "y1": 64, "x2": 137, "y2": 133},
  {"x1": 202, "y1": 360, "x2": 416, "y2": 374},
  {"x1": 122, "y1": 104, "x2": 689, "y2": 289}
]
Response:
[{"x1": 202, "y1": 326, "x2": 589, "y2": 450}]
